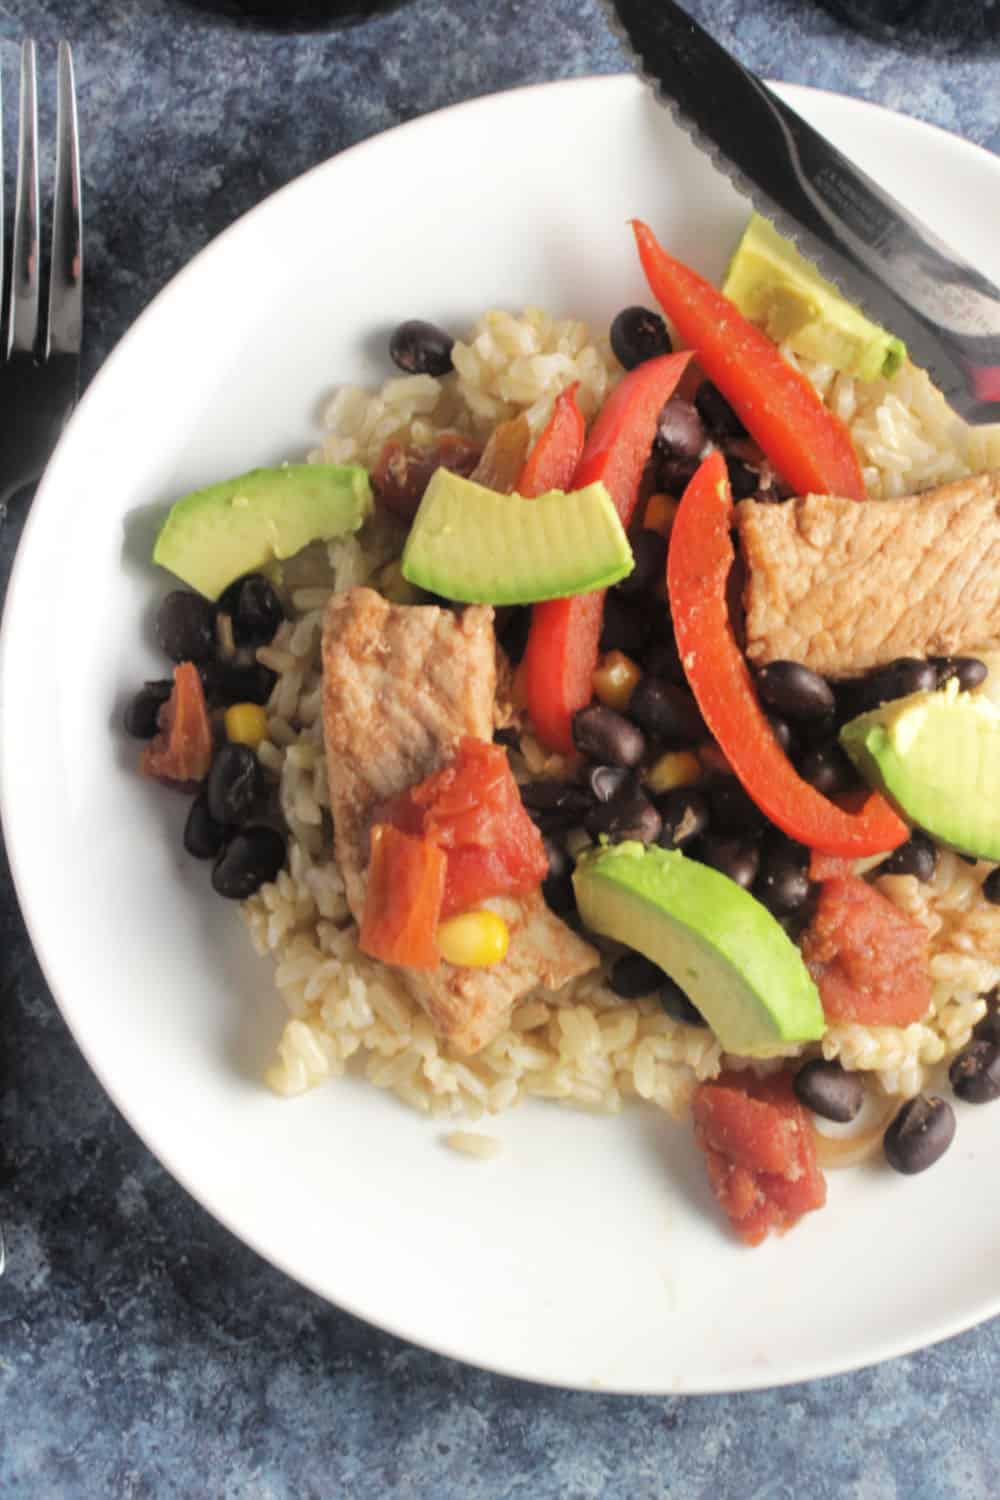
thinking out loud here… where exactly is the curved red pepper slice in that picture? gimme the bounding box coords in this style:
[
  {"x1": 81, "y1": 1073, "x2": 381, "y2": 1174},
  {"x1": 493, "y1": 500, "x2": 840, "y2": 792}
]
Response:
[
  {"x1": 632, "y1": 220, "x2": 867, "y2": 503},
  {"x1": 522, "y1": 351, "x2": 692, "y2": 753},
  {"x1": 517, "y1": 382, "x2": 586, "y2": 498},
  {"x1": 668, "y1": 451, "x2": 907, "y2": 856}
]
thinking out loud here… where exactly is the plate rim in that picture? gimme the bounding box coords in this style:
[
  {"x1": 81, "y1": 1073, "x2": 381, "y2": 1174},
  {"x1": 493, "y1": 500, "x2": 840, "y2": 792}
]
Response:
[{"x1": 3, "y1": 71, "x2": 1000, "y2": 1395}]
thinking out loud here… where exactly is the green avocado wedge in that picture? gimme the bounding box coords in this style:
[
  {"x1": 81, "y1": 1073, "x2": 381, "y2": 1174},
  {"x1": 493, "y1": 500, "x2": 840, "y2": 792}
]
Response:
[
  {"x1": 723, "y1": 213, "x2": 906, "y2": 383},
  {"x1": 840, "y1": 681, "x2": 1000, "y2": 860},
  {"x1": 572, "y1": 842, "x2": 825, "y2": 1057},
  {"x1": 153, "y1": 463, "x2": 372, "y2": 600},
  {"x1": 400, "y1": 469, "x2": 634, "y2": 605}
]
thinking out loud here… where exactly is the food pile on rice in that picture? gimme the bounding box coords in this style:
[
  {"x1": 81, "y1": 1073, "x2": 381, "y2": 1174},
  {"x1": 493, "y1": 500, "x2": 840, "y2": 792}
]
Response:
[{"x1": 130, "y1": 220, "x2": 1000, "y2": 1246}]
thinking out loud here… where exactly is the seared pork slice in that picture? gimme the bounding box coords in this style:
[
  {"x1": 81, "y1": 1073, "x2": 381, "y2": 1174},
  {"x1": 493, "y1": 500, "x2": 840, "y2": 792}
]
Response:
[
  {"x1": 738, "y1": 471, "x2": 1000, "y2": 679},
  {"x1": 321, "y1": 586, "x2": 598, "y2": 1053},
  {"x1": 321, "y1": 587, "x2": 496, "y2": 915}
]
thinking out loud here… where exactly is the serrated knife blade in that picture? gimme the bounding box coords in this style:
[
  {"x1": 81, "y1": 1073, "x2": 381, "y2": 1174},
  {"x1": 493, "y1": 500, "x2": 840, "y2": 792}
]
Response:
[{"x1": 607, "y1": 0, "x2": 1000, "y2": 423}]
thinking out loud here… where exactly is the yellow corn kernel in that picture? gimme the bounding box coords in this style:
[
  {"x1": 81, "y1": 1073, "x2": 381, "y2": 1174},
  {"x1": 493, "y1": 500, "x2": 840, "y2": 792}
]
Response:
[
  {"x1": 697, "y1": 741, "x2": 732, "y2": 777},
  {"x1": 224, "y1": 702, "x2": 270, "y2": 749},
  {"x1": 645, "y1": 749, "x2": 703, "y2": 795},
  {"x1": 437, "y1": 910, "x2": 510, "y2": 969},
  {"x1": 592, "y1": 650, "x2": 642, "y2": 712},
  {"x1": 644, "y1": 493, "x2": 679, "y2": 538}
]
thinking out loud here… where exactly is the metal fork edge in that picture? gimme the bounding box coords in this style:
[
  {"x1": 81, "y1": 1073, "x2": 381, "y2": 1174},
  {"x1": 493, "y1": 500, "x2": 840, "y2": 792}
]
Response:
[{"x1": 4, "y1": 40, "x2": 83, "y2": 360}]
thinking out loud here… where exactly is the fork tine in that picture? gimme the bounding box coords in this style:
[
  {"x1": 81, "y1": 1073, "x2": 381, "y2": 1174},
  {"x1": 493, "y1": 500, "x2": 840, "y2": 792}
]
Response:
[
  {"x1": 47, "y1": 41, "x2": 82, "y2": 358},
  {"x1": 8, "y1": 40, "x2": 39, "y2": 357}
]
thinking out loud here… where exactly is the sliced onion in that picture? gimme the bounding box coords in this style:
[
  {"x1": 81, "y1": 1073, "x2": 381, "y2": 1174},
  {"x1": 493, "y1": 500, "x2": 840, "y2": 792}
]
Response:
[{"x1": 813, "y1": 1097, "x2": 899, "y2": 1169}]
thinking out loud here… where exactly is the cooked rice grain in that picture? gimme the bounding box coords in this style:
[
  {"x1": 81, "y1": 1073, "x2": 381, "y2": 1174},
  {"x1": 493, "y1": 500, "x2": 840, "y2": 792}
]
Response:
[{"x1": 246, "y1": 308, "x2": 1000, "y2": 1126}]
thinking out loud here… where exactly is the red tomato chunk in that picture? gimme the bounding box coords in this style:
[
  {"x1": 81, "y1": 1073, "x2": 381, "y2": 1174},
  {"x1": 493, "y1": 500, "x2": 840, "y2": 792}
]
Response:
[
  {"x1": 358, "y1": 825, "x2": 446, "y2": 970},
  {"x1": 800, "y1": 874, "x2": 932, "y2": 1026},
  {"x1": 693, "y1": 1072, "x2": 827, "y2": 1247},
  {"x1": 140, "y1": 661, "x2": 213, "y2": 786},
  {"x1": 377, "y1": 737, "x2": 548, "y2": 917}
]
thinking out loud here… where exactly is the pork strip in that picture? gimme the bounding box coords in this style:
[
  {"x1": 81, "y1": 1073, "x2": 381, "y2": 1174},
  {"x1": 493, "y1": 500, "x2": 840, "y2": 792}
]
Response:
[
  {"x1": 737, "y1": 471, "x2": 1000, "y2": 678},
  {"x1": 321, "y1": 586, "x2": 598, "y2": 1053}
]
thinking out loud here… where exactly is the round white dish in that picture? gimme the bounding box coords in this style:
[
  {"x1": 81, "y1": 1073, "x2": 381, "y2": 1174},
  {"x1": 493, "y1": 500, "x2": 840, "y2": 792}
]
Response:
[{"x1": 3, "y1": 75, "x2": 999, "y2": 1394}]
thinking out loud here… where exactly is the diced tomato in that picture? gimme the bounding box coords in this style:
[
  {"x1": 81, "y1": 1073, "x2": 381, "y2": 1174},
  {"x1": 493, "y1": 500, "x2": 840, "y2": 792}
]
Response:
[
  {"x1": 377, "y1": 737, "x2": 548, "y2": 916},
  {"x1": 372, "y1": 433, "x2": 482, "y2": 522},
  {"x1": 800, "y1": 874, "x2": 932, "y2": 1026},
  {"x1": 693, "y1": 1070, "x2": 827, "y2": 1247},
  {"x1": 808, "y1": 851, "x2": 855, "y2": 882},
  {"x1": 358, "y1": 825, "x2": 446, "y2": 969},
  {"x1": 140, "y1": 661, "x2": 214, "y2": 786}
]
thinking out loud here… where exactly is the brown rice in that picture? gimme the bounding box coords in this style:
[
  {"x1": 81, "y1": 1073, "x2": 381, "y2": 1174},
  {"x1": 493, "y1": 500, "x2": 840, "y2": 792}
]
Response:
[{"x1": 241, "y1": 307, "x2": 1000, "y2": 1128}]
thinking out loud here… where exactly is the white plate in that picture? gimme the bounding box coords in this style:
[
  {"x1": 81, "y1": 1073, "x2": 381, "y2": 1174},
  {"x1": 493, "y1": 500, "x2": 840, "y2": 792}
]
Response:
[{"x1": 3, "y1": 76, "x2": 1000, "y2": 1395}]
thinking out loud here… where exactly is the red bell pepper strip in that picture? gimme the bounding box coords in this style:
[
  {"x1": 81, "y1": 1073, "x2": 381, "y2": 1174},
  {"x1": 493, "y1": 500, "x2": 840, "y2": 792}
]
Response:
[
  {"x1": 631, "y1": 220, "x2": 867, "y2": 503},
  {"x1": 358, "y1": 824, "x2": 446, "y2": 970},
  {"x1": 522, "y1": 351, "x2": 692, "y2": 752},
  {"x1": 668, "y1": 451, "x2": 907, "y2": 856},
  {"x1": 517, "y1": 383, "x2": 586, "y2": 498}
]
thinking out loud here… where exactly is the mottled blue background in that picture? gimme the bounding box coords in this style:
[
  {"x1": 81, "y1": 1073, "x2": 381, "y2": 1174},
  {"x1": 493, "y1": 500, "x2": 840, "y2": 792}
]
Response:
[{"x1": 2, "y1": 1, "x2": 999, "y2": 1494}]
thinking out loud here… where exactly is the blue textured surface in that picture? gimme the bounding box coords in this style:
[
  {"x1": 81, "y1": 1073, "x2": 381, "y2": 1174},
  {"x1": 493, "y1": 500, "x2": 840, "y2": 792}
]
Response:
[{"x1": 2, "y1": 0, "x2": 1000, "y2": 1493}]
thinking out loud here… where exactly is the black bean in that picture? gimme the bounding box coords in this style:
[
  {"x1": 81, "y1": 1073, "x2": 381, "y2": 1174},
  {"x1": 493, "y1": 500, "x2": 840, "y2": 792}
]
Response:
[
  {"x1": 600, "y1": 594, "x2": 651, "y2": 656},
  {"x1": 543, "y1": 871, "x2": 576, "y2": 917},
  {"x1": 542, "y1": 836, "x2": 570, "y2": 884},
  {"x1": 642, "y1": 636, "x2": 687, "y2": 687},
  {"x1": 199, "y1": 661, "x2": 278, "y2": 707},
  {"x1": 655, "y1": 453, "x2": 699, "y2": 496},
  {"x1": 573, "y1": 705, "x2": 645, "y2": 768},
  {"x1": 493, "y1": 726, "x2": 520, "y2": 750},
  {"x1": 755, "y1": 661, "x2": 836, "y2": 722},
  {"x1": 155, "y1": 591, "x2": 217, "y2": 664},
  {"x1": 610, "y1": 951, "x2": 665, "y2": 999},
  {"x1": 695, "y1": 382, "x2": 746, "y2": 439},
  {"x1": 184, "y1": 793, "x2": 227, "y2": 860},
  {"x1": 755, "y1": 841, "x2": 811, "y2": 915},
  {"x1": 123, "y1": 681, "x2": 173, "y2": 739},
  {"x1": 656, "y1": 787, "x2": 710, "y2": 849},
  {"x1": 659, "y1": 977, "x2": 707, "y2": 1027},
  {"x1": 726, "y1": 456, "x2": 759, "y2": 500},
  {"x1": 495, "y1": 606, "x2": 532, "y2": 665},
  {"x1": 206, "y1": 744, "x2": 262, "y2": 826},
  {"x1": 707, "y1": 776, "x2": 768, "y2": 837},
  {"x1": 793, "y1": 1059, "x2": 864, "y2": 1123},
  {"x1": 616, "y1": 529, "x2": 668, "y2": 600},
  {"x1": 628, "y1": 677, "x2": 705, "y2": 745},
  {"x1": 585, "y1": 790, "x2": 663, "y2": 846},
  {"x1": 857, "y1": 658, "x2": 938, "y2": 713},
  {"x1": 949, "y1": 1040, "x2": 1000, "y2": 1104},
  {"x1": 797, "y1": 741, "x2": 856, "y2": 798},
  {"x1": 883, "y1": 1095, "x2": 956, "y2": 1175},
  {"x1": 389, "y1": 318, "x2": 454, "y2": 376},
  {"x1": 586, "y1": 764, "x2": 631, "y2": 804},
  {"x1": 698, "y1": 834, "x2": 760, "y2": 889},
  {"x1": 655, "y1": 397, "x2": 706, "y2": 461},
  {"x1": 984, "y1": 868, "x2": 1000, "y2": 905},
  {"x1": 931, "y1": 655, "x2": 988, "y2": 692},
  {"x1": 217, "y1": 574, "x2": 285, "y2": 648},
  {"x1": 212, "y1": 827, "x2": 286, "y2": 899},
  {"x1": 519, "y1": 780, "x2": 592, "y2": 818},
  {"x1": 766, "y1": 715, "x2": 796, "y2": 757},
  {"x1": 609, "y1": 306, "x2": 671, "y2": 370},
  {"x1": 876, "y1": 831, "x2": 939, "y2": 883}
]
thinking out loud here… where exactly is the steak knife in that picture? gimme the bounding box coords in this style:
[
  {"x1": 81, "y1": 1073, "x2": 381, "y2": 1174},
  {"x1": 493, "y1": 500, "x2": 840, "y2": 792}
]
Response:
[{"x1": 607, "y1": 0, "x2": 1000, "y2": 423}]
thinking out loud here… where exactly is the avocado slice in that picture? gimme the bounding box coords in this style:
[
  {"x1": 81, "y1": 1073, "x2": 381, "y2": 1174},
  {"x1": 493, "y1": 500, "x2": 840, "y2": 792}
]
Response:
[
  {"x1": 723, "y1": 213, "x2": 906, "y2": 383},
  {"x1": 153, "y1": 463, "x2": 372, "y2": 600},
  {"x1": 840, "y1": 681, "x2": 1000, "y2": 859},
  {"x1": 573, "y1": 842, "x2": 824, "y2": 1056},
  {"x1": 400, "y1": 469, "x2": 634, "y2": 605}
]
